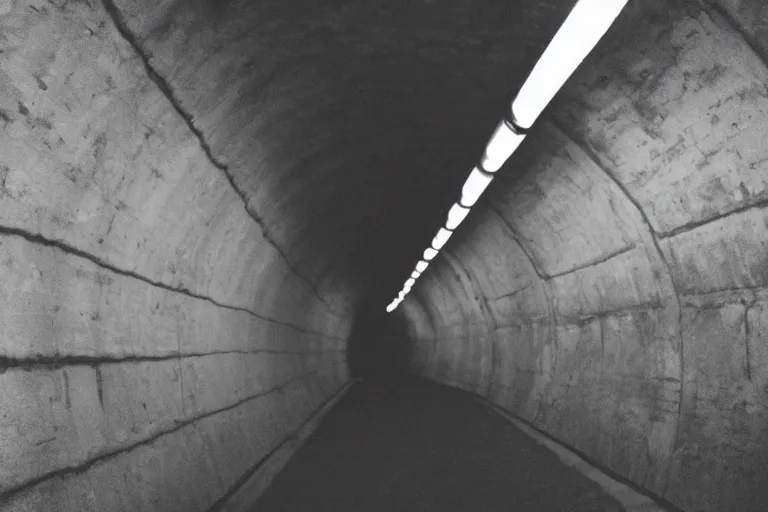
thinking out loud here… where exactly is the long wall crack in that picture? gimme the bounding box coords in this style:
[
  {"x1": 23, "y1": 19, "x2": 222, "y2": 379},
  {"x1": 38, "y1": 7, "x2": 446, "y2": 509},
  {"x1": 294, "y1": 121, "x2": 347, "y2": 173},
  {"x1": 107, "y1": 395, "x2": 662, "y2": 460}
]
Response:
[{"x1": 98, "y1": 0, "x2": 330, "y2": 308}]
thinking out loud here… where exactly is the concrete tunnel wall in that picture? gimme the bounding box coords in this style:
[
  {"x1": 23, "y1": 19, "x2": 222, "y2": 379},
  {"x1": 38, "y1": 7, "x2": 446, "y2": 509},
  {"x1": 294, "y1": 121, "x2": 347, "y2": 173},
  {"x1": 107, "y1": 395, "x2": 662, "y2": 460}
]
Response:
[
  {"x1": 0, "y1": 0, "x2": 352, "y2": 510},
  {"x1": 399, "y1": 2, "x2": 768, "y2": 511},
  {"x1": 2, "y1": 0, "x2": 768, "y2": 511}
]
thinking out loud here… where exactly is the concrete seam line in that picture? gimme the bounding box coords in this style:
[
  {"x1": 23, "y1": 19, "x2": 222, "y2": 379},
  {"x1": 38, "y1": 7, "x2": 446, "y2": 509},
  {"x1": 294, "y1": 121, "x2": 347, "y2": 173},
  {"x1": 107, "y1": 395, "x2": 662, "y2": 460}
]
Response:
[
  {"x1": 0, "y1": 370, "x2": 320, "y2": 502},
  {"x1": 478, "y1": 399, "x2": 683, "y2": 512},
  {"x1": 206, "y1": 379, "x2": 356, "y2": 512},
  {"x1": 98, "y1": 0, "x2": 331, "y2": 308},
  {"x1": 0, "y1": 227, "x2": 343, "y2": 340}
]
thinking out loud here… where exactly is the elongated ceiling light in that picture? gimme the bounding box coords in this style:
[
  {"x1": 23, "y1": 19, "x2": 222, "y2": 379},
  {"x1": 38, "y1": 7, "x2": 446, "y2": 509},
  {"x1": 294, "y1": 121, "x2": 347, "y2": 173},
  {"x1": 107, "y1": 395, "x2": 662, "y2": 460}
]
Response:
[
  {"x1": 387, "y1": 0, "x2": 627, "y2": 312},
  {"x1": 511, "y1": 0, "x2": 629, "y2": 130},
  {"x1": 432, "y1": 228, "x2": 453, "y2": 251},
  {"x1": 460, "y1": 167, "x2": 494, "y2": 208}
]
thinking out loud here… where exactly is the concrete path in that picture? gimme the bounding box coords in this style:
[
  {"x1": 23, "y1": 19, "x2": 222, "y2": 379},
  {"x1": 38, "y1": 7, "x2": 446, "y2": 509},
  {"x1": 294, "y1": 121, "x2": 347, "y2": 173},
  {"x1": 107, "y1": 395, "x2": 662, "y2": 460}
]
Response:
[{"x1": 253, "y1": 377, "x2": 669, "y2": 511}]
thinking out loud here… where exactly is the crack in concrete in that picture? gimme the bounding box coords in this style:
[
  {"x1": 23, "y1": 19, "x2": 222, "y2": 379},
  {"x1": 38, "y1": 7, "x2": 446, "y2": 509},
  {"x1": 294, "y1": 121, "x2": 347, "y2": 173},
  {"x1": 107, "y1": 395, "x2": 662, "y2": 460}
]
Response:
[
  {"x1": 487, "y1": 206, "x2": 547, "y2": 281},
  {"x1": 98, "y1": 0, "x2": 331, "y2": 309},
  {"x1": 0, "y1": 349, "x2": 346, "y2": 372},
  {"x1": 0, "y1": 370, "x2": 320, "y2": 503},
  {"x1": 0, "y1": 226, "x2": 343, "y2": 340},
  {"x1": 491, "y1": 283, "x2": 533, "y2": 301},
  {"x1": 657, "y1": 197, "x2": 768, "y2": 239},
  {"x1": 544, "y1": 243, "x2": 637, "y2": 280},
  {"x1": 550, "y1": 118, "x2": 685, "y2": 495},
  {"x1": 485, "y1": 206, "x2": 558, "y2": 425}
]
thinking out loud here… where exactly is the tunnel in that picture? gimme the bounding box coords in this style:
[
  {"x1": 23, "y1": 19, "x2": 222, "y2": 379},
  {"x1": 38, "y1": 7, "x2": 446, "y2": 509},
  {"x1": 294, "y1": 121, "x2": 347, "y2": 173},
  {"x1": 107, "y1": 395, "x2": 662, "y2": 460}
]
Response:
[{"x1": 1, "y1": 0, "x2": 767, "y2": 510}]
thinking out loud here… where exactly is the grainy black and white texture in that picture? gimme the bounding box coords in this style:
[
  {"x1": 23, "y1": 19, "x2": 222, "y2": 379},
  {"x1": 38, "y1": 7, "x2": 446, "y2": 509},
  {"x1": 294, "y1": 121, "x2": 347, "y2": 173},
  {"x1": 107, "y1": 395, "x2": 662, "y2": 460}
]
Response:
[{"x1": 1, "y1": 0, "x2": 767, "y2": 510}]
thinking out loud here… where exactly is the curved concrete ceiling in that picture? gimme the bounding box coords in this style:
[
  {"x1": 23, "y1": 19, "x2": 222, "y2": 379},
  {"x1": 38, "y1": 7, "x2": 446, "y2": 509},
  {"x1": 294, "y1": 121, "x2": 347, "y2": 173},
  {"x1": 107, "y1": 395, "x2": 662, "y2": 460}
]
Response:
[{"x1": 110, "y1": 0, "x2": 579, "y2": 303}]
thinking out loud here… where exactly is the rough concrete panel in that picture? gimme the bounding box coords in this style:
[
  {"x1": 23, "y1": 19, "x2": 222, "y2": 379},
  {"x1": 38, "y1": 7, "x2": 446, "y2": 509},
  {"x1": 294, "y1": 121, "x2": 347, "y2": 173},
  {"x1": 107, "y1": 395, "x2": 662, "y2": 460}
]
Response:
[
  {"x1": 0, "y1": 0, "x2": 338, "y2": 325},
  {"x1": 450, "y1": 209, "x2": 539, "y2": 302},
  {"x1": 669, "y1": 304, "x2": 768, "y2": 510},
  {"x1": 3, "y1": 372, "x2": 343, "y2": 512},
  {"x1": 0, "y1": 366, "x2": 103, "y2": 494},
  {"x1": 0, "y1": 234, "x2": 176, "y2": 359},
  {"x1": 716, "y1": 0, "x2": 768, "y2": 57},
  {"x1": 489, "y1": 323, "x2": 552, "y2": 422},
  {"x1": 556, "y1": 2, "x2": 768, "y2": 236},
  {"x1": 549, "y1": 248, "x2": 666, "y2": 319},
  {"x1": 493, "y1": 125, "x2": 639, "y2": 278},
  {"x1": 661, "y1": 207, "x2": 768, "y2": 295}
]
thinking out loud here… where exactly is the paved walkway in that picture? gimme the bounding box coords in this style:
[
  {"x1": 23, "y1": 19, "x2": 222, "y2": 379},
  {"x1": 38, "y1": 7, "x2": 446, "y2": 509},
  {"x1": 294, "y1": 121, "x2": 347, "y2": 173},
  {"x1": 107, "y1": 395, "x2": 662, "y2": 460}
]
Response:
[{"x1": 252, "y1": 377, "x2": 640, "y2": 511}]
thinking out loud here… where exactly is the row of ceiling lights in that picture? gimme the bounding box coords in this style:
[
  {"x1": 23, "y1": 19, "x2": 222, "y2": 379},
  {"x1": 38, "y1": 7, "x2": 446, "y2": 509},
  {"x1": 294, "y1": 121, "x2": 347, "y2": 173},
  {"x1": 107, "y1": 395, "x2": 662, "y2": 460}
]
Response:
[{"x1": 387, "y1": 0, "x2": 630, "y2": 313}]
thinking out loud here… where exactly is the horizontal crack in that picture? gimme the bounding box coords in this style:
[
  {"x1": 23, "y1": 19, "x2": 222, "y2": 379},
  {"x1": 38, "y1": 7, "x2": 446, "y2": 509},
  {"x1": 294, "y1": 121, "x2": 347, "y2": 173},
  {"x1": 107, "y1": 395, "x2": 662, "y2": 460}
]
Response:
[
  {"x1": 0, "y1": 226, "x2": 343, "y2": 340},
  {"x1": 658, "y1": 198, "x2": 768, "y2": 239},
  {"x1": 491, "y1": 283, "x2": 533, "y2": 301},
  {"x1": 544, "y1": 243, "x2": 637, "y2": 280},
  {"x1": 0, "y1": 370, "x2": 321, "y2": 502},
  {"x1": 98, "y1": 0, "x2": 330, "y2": 308},
  {"x1": 0, "y1": 349, "x2": 346, "y2": 372}
]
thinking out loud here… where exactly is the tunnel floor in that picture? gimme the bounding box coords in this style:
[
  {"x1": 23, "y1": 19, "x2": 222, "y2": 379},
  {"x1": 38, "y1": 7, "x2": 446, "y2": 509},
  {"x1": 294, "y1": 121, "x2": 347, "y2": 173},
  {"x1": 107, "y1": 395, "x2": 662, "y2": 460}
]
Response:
[{"x1": 253, "y1": 377, "x2": 626, "y2": 511}]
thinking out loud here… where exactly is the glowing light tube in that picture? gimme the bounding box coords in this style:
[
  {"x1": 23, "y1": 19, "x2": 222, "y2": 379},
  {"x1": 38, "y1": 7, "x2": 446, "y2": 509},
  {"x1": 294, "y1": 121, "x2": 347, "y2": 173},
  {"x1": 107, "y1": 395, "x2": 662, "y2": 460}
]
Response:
[
  {"x1": 432, "y1": 228, "x2": 453, "y2": 251},
  {"x1": 416, "y1": 260, "x2": 429, "y2": 273},
  {"x1": 481, "y1": 121, "x2": 526, "y2": 173},
  {"x1": 460, "y1": 167, "x2": 493, "y2": 207},
  {"x1": 411, "y1": 270, "x2": 421, "y2": 279},
  {"x1": 386, "y1": 303, "x2": 396, "y2": 313},
  {"x1": 424, "y1": 247, "x2": 438, "y2": 261},
  {"x1": 446, "y1": 203, "x2": 470, "y2": 230},
  {"x1": 405, "y1": 278, "x2": 416, "y2": 289},
  {"x1": 511, "y1": 0, "x2": 628, "y2": 129}
]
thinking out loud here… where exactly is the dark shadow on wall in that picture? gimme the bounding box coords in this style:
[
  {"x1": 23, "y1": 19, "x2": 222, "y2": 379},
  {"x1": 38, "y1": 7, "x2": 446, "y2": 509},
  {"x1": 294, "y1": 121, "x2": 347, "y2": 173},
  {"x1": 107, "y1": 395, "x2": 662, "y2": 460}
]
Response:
[{"x1": 347, "y1": 302, "x2": 411, "y2": 382}]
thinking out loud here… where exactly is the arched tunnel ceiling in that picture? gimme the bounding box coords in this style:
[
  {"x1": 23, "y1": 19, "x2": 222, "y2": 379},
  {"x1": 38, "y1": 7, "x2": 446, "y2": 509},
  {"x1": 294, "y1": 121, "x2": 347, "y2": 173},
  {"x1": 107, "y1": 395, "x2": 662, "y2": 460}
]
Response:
[{"x1": 111, "y1": 0, "x2": 580, "y2": 305}]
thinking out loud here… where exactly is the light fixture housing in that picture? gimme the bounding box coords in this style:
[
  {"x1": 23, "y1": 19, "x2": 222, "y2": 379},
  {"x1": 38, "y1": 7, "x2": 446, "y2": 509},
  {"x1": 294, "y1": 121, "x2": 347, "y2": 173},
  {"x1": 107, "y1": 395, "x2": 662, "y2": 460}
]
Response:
[
  {"x1": 460, "y1": 167, "x2": 494, "y2": 208},
  {"x1": 446, "y1": 203, "x2": 470, "y2": 230},
  {"x1": 480, "y1": 120, "x2": 526, "y2": 173},
  {"x1": 511, "y1": 0, "x2": 629, "y2": 130},
  {"x1": 432, "y1": 228, "x2": 453, "y2": 251}
]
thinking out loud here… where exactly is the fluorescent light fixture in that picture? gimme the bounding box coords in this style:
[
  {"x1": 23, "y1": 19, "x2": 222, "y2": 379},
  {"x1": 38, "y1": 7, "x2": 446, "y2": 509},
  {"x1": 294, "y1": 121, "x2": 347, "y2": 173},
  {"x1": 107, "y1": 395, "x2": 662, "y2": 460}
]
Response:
[
  {"x1": 432, "y1": 228, "x2": 453, "y2": 251},
  {"x1": 405, "y1": 278, "x2": 416, "y2": 288},
  {"x1": 411, "y1": 270, "x2": 420, "y2": 279},
  {"x1": 481, "y1": 120, "x2": 526, "y2": 173},
  {"x1": 446, "y1": 203, "x2": 470, "y2": 230},
  {"x1": 386, "y1": 303, "x2": 396, "y2": 313},
  {"x1": 424, "y1": 247, "x2": 438, "y2": 261},
  {"x1": 416, "y1": 260, "x2": 429, "y2": 273},
  {"x1": 460, "y1": 167, "x2": 493, "y2": 207},
  {"x1": 511, "y1": 0, "x2": 628, "y2": 129}
]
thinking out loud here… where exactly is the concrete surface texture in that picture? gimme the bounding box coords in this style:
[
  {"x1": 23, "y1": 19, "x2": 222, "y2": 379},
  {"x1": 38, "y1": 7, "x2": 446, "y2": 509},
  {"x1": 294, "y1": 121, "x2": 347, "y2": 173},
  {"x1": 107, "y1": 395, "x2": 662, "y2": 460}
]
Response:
[
  {"x1": 400, "y1": 1, "x2": 768, "y2": 511},
  {"x1": 0, "y1": 0, "x2": 766, "y2": 510}
]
